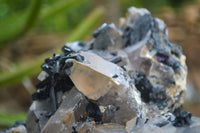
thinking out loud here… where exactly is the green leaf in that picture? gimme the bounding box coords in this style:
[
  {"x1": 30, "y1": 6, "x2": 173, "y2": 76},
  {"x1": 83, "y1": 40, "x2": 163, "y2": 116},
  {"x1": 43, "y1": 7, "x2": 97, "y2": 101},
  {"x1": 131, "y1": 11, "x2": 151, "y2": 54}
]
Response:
[{"x1": 0, "y1": 7, "x2": 105, "y2": 89}]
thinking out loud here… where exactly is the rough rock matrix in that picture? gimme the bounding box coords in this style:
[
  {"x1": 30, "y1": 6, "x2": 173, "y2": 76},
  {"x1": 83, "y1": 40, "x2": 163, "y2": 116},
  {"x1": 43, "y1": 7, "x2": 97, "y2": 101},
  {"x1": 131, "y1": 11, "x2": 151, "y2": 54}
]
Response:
[{"x1": 2, "y1": 7, "x2": 200, "y2": 133}]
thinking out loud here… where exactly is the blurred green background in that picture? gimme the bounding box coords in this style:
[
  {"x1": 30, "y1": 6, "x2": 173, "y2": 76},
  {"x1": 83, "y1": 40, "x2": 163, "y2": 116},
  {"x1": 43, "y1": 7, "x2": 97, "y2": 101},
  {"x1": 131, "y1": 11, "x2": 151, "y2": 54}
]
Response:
[{"x1": 0, "y1": 0, "x2": 200, "y2": 130}]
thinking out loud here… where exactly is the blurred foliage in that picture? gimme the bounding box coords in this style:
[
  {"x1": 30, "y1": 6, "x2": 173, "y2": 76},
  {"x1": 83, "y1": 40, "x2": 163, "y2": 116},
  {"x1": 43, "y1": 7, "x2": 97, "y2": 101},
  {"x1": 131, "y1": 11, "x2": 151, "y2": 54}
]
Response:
[
  {"x1": 0, "y1": 112, "x2": 26, "y2": 127},
  {"x1": 0, "y1": 0, "x2": 30, "y2": 20},
  {"x1": 0, "y1": 0, "x2": 42, "y2": 46},
  {"x1": 38, "y1": 0, "x2": 91, "y2": 32}
]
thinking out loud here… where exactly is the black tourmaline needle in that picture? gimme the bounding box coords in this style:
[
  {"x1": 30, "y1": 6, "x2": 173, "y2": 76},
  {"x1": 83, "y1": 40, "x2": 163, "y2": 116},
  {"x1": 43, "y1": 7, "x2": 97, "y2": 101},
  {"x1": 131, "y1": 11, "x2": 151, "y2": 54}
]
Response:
[{"x1": 109, "y1": 56, "x2": 122, "y2": 64}]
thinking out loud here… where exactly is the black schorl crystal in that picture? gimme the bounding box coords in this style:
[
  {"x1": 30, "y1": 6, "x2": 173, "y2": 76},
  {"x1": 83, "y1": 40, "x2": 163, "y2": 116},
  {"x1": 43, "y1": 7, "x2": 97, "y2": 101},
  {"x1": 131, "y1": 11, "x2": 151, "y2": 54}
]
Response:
[
  {"x1": 173, "y1": 111, "x2": 192, "y2": 127},
  {"x1": 134, "y1": 72, "x2": 153, "y2": 103},
  {"x1": 170, "y1": 43, "x2": 183, "y2": 58},
  {"x1": 150, "y1": 87, "x2": 168, "y2": 109},
  {"x1": 109, "y1": 56, "x2": 122, "y2": 64},
  {"x1": 122, "y1": 14, "x2": 152, "y2": 47},
  {"x1": 155, "y1": 120, "x2": 169, "y2": 127},
  {"x1": 167, "y1": 57, "x2": 181, "y2": 72},
  {"x1": 71, "y1": 126, "x2": 77, "y2": 133},
  {"x1": 112, "y1": 74, "x2": 118, "y2": 78},
  {"x1": 93, "y1": 23, "x2": 111, "y2": 38},
  {"x1": 134, "y1": 72, "x2": 168, "y2": 108},
  {"x1": 86, "y1": 102, "x2": 102, "y2": 122},
  {"x1": 171, "y1": 106, "x2": 192, "y2": 127}
]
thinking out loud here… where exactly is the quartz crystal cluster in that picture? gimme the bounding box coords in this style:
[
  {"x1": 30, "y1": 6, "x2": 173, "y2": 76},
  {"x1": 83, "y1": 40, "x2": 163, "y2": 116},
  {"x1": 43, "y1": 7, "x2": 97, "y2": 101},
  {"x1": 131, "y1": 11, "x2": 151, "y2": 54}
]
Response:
[{"x1": 3, "y1": 7, "x2": 200, "y2": 133}]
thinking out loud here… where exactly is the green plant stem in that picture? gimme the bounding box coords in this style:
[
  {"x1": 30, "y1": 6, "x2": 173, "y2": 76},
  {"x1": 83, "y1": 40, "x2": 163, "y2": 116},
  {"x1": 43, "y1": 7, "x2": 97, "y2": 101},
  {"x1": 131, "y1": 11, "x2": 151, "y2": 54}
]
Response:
[
  {"x1": 22, "y1": 0, "x2": 43, "y2": 33},
  {"x1": 0, "y1": 7, "x2": 105, "y2": 89}
]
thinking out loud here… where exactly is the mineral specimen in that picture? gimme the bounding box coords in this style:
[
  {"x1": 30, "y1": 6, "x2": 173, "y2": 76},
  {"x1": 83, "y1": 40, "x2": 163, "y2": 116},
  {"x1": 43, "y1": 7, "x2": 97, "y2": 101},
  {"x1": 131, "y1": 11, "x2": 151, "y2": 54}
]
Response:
[{"x1": 2, "y1": 6, "x2": 200, "y2": 133}]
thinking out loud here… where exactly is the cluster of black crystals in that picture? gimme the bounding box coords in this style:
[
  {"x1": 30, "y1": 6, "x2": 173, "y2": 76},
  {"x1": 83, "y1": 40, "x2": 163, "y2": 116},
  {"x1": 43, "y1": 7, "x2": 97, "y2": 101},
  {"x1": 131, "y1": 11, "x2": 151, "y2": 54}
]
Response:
[
  {"x1": 134, "y1": 72, "x2": 192, "y2": 127},
  {"x1": 134, "y1": 72, "x2": 153, "y2": 103},
  {"x1": 173, "y1": 111, "x2": 192, "y2": 127},
  {"x1": 172, "y1": 107, "x2": 192, "y2": 127},
  {"x1": 134, "y1": 72, "x2": 167, "y2": 109},
  {"x1": 32, "y1": 46, "x2": 84, "y2": 114},
  {"x1": 31, "y1": 44, "x2": 103, "y2": 122}
]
